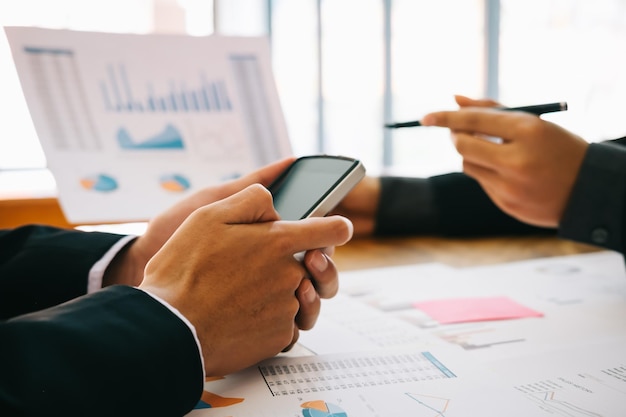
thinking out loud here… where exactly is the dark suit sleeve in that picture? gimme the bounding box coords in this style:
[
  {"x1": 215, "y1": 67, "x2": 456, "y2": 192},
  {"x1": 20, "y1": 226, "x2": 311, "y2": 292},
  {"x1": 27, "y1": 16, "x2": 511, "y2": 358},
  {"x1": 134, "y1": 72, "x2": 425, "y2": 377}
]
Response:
[
  {"x1": 375, "y1": 173, "x2": 553, "y2": 237},
  {"x1": 0, "y1": 226, "x2": 204, "y2": 415},
  {"x1": 0, "y1": 286, "x2": 204, "y2": 416},
  {"x1": 559, "y1": 138, "x2": 626, "y2": 254},
  {"x1": 375, "y1": 135, "x2": 626, "y2": 253},
  {"x1": 0, "y1": 225, "x2": 126, "y2": 319},
  {"x1": 428, "y1": 173, "x2": 554, "y2": 236}
]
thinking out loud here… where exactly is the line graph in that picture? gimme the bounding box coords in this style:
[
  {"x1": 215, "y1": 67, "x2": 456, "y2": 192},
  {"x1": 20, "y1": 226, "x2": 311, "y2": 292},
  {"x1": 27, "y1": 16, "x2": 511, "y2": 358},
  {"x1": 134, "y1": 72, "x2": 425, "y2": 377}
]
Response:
[
  {"x1": 405, "y1": 393, "x2": 451, "y2": 417},
  {"x1": 525, "y1": 391, "x2": 602, "y2": 417}
]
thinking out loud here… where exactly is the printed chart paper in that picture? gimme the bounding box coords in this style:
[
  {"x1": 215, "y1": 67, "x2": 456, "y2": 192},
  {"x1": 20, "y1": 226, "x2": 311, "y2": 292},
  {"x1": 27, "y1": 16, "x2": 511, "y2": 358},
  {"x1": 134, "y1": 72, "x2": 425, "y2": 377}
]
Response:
[
  {"x1": 5, "y1": 27, "x2": 291, "y2": 223},
  {"x1": 186, "y1": 348, "x2": 544, "y2": 417}
]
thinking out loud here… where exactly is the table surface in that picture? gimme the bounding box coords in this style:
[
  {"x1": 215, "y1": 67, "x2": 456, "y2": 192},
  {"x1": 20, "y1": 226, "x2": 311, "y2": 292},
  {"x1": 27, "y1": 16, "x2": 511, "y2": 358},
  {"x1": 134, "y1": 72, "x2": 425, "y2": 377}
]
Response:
[
  {"x1": 0, "y1": 192, "x2": 603, "y2": 271},
  {"x1": 332, "y1": 234, "x2": 602, "y2": 271}
]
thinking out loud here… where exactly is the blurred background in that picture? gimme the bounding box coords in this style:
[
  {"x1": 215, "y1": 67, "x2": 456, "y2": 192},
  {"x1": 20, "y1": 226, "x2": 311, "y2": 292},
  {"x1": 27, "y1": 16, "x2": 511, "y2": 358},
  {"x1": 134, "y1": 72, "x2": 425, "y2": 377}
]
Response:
[{"x1": 2, "y1": 0, "x2": 626, "y2": 190}]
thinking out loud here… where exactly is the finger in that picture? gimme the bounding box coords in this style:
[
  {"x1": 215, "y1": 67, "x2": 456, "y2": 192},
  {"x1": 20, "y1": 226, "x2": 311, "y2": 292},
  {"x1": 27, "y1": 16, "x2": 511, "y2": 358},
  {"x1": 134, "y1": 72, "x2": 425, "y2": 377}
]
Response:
[
  {"x1": 209, "y1": 184, "x2": 280, "y2": 224},
  {"x1": 282, "y1": 324, "x2": 300, "y2": 352},
  {"x1": 304, "y1": 249, "x2": 339, "y2": 299},
  {"x1": 237, "y1": 157, "x2": 296, "y2": 187},
  {"x1": 294, "y1": 278, "x2": 321, "y2": 330},
  {"x1": 454, "y1": 95, "x2": 501, "y2": 108},
  {"x1": 274, "y1": 215, "x2": 354, "y2": 255},
  {"x1": 461, "y1": 161, "x2": 517, "y2": 209},
  {"x1": 462, "y1": 159, "x2": 501, "y2": 186},
  {"x1": 422, "y1": 108, "x2": 534, "y2": 139},
  {"x1": 451, "y1": 131, "x2": 508, "y2": 172},
  {"x1": 303, "y1": 247, "x2": 335, "y2": 256},
  {"x1": 210, "y1": 157, "x2": 296, "y2": 201},
  {"x1": 475, "y1": 177, "x2": 525, "y2": 222}
]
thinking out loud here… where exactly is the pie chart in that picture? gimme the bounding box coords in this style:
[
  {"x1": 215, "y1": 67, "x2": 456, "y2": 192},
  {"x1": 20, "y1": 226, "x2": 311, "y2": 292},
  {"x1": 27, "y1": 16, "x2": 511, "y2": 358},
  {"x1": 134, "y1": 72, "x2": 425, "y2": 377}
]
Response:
[
  {"x1": 80, "y1": 174, "x2": 118, "y2": 192},
  {"x1": 301, "y1": 400, "x2": 348, "y2": 417},
  {"x1": 159, "y1": 174, "x2": 191, "y2": 192}
]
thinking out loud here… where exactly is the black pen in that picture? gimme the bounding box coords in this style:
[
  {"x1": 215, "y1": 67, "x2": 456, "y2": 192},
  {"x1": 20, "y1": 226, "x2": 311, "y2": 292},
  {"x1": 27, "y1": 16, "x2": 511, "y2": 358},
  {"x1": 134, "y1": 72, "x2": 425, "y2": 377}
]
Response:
[{"x1": 384, "y1": 102, "x2": 568, "y2": 129}]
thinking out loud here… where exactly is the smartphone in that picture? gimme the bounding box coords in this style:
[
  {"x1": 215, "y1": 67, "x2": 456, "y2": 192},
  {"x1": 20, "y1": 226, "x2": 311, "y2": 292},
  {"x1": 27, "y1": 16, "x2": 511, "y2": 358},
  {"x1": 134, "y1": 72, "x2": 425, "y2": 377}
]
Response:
[{"x1": 268, "y1": 155, "x2": 366, "y2": 220}]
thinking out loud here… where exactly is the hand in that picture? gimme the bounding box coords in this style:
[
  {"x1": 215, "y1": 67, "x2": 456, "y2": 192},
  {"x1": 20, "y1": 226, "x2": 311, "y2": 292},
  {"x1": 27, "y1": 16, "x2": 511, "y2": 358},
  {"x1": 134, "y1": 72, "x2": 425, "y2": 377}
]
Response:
[
  {"x1": 330, "y1": 176, "x2": 381, "y2": 237},
  {"x1": 286, "y1": 247, "x2": 339, "y2": 351},
  {"x1": 103, "y1": 157, "x2": 296, "y2": 287},
  {"x1": 328, "y1": 96, "x2": 496, "y2": 237},
  {"x1": 422, "y1": 100, "x2": 589, "y2": 227},
  {"x1": 454, "y1": 94, "x2": 500, "y2": 109},
  {"x1": 139, "y1": 184, "x2": 353, "y2": 376}
]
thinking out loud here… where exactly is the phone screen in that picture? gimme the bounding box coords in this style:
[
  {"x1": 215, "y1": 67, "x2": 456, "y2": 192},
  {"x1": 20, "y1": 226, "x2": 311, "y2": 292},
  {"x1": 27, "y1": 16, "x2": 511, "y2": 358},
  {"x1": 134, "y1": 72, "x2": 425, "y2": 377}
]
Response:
[{"x1": 270, "y1": 157, "x2": 359, "y2": 220}]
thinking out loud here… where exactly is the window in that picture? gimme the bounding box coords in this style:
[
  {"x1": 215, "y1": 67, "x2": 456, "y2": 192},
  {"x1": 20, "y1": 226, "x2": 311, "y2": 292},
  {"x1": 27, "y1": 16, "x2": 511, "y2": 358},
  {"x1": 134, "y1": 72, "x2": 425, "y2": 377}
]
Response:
[
  {"x1": 0, "y1": 0, "x2": 156, "y2": 171},
  {"x1": 2, "y1": 0, "x2": 625, "y2": 183},
  {"x1": 387, "y1": 0, "x2": 483, "y2": 176},
  {"x1": 499, "y1": 0, "x2": 626, "y2": 142}
]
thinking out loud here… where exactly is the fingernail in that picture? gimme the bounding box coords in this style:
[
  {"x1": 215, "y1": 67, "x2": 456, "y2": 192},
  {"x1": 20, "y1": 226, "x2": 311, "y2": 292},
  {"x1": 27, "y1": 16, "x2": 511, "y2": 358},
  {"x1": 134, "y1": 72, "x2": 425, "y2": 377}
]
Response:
[
  {"x1": 310, "y1": 250, "x2": 328, "y2": 272},
  {"x1": 344, "y1": 218, "x2": 354, "y2": 240},
  {"x1": 421, "y1": 114, "x2": 436, "y2": 126},
  {"x1": 303, "y1": 281, "x2": 317, "y2": 303}
]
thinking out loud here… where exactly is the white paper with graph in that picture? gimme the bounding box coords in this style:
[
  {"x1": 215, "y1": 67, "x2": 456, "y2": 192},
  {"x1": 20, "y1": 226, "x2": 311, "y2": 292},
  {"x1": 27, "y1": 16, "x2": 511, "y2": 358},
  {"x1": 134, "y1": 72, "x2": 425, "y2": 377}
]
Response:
[
  {"x1": 185, "y1": 252, "x2": 626, "y2": 416},
  {"x1": 5, "y1": 27, "x2": 291, "y2": 223}
]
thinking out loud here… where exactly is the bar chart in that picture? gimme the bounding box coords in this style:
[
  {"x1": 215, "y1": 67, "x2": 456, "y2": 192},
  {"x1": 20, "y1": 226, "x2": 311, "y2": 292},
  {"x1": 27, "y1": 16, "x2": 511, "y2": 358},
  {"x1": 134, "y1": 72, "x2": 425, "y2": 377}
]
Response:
[
  {"x1": 7, "y1": 27, "x2": 292, "y2": 223},
  {"x1": 100, "y1": 64, "x2": 232, "y2": 113}
]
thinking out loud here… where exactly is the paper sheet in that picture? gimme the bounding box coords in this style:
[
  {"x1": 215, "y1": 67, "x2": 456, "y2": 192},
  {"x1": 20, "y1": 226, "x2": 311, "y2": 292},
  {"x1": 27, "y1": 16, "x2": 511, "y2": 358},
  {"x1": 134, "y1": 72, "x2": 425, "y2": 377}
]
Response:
[
  {"x1": 5, "y1": 27, "x2": 291, "y2": 223},
  {"x1": 186, "y1": 347, "x2": 545, "y2": 417},
  {"x1": 179, "y1": 252, "x2": 626, "y2": 416}
]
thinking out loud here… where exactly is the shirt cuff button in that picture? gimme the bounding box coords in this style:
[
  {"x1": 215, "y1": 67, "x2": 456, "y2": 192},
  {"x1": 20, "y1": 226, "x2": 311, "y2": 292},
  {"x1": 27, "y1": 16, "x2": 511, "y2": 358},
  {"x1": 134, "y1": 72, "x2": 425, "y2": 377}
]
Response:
[{"x1": 591, "y1": 227, "x2": 609, "y2": 244}]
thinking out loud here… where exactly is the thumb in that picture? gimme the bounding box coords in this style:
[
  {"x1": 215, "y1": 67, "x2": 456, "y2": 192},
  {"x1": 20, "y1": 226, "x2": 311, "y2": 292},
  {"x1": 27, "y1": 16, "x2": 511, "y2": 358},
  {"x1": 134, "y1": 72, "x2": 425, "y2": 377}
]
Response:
[
  {"x1": 208, "y1": 157, "x2": 296, "y2": 202},
  {"x1": 213, "y1": 184, "x2": 280, "y2": 224},
  {"x1": 455, "y1": 95, "x2": 501, "y2": 108}
]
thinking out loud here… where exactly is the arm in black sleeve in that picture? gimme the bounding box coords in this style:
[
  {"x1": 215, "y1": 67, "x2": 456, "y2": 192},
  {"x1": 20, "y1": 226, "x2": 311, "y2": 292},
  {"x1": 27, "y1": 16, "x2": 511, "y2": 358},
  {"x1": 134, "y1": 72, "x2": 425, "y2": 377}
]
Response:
[
  {"x1": 375, "y1": 173, "x2": 554, "y2": 237},
  {"x1": 0, "y1": 286, "x2": 204, "y2": 416},
  {"x1": 0, "y1": 225, "x2": 126, "y2": 319},
  {"x1": 559, "y1": 140, "x2": 626, "y2": 254}
]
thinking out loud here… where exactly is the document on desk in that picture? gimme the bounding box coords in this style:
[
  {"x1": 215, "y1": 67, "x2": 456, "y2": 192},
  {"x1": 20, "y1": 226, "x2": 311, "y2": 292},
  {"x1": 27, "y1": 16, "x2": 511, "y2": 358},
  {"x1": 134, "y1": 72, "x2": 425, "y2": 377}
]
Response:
[
  {"x1": 180, "y1": 253, "x2": 626, "y2": 416},
  {"x1": 490, "y1": 339, "x2": 626, "y2": 417},
  {"x1": 185, "y1": 341, "x2": 626, "y2": 416},
  {"x1": 187, "y1": 347, "x2": 544, "y2": 417},
  {"x1": 301, "y1": 251, "x2": 626, "y2": 362},
  {"x1": 5, "y1": 27, "x2": 291, "y2": 223}
]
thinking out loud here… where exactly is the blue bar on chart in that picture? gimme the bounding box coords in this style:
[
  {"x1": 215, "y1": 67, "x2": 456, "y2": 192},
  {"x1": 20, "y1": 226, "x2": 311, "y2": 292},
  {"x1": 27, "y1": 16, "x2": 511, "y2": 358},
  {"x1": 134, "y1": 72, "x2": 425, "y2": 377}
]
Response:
[{"x1": 100, "y1": 63, "x2": 232, "y2": 113}]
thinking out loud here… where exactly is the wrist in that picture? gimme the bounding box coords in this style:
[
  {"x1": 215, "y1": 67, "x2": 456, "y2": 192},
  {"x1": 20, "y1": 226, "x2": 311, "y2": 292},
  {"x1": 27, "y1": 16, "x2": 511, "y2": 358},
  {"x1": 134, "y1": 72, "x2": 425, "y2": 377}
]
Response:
[{"x1": 102, "y1": 238, "x2": 147, "y2": 287}]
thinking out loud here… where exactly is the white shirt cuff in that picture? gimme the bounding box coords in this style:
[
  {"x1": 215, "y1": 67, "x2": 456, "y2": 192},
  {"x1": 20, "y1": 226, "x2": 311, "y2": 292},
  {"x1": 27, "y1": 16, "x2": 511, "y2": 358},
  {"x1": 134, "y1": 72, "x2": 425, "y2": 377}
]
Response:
[
  {"x1": 87, "y1": 237, "x2": 206, "y2": 380},
  {"x1": 87, "y1": 236, "x2": 206, "y2": 380},
  {"x1": 87, "y1": 235, "x2": 137, "y2": 294}
]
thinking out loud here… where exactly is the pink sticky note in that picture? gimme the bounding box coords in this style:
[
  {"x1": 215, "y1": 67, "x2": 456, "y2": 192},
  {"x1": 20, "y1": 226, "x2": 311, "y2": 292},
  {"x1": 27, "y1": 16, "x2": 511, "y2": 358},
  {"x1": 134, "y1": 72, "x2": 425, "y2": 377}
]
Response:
[{"x1": 413, "y1": 296, "x2": 543, "y2": 324}]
